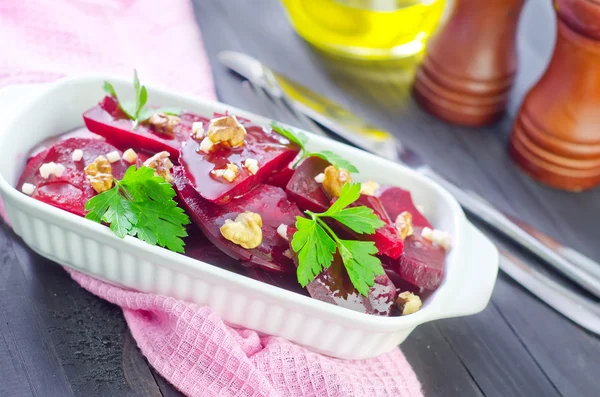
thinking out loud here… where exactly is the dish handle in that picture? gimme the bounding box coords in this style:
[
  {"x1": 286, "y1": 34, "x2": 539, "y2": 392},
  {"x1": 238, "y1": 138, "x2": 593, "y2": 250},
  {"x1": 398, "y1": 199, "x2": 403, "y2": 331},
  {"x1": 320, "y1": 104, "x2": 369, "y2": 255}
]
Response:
[{"x1": 437, "y1": 222, "x2": 499, "y2": 319}]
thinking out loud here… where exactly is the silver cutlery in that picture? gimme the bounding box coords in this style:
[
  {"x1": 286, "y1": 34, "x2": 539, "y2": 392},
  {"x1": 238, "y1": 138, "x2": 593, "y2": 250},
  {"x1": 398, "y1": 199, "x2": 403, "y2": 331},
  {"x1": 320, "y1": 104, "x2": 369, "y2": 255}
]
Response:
[
  {"x1": 219, "y1": 50, "x2": 600, "y2": 299},
  {"x1": 239, "y1": 77, "x2": 600, "y2": 336}
]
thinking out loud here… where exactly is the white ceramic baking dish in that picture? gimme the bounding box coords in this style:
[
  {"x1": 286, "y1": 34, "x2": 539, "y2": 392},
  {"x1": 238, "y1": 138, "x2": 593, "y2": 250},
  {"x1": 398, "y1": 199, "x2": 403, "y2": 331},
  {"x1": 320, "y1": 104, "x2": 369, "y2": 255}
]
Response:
[{"x1": 0, "y1": 76, "x2": 498, "y2": 359}]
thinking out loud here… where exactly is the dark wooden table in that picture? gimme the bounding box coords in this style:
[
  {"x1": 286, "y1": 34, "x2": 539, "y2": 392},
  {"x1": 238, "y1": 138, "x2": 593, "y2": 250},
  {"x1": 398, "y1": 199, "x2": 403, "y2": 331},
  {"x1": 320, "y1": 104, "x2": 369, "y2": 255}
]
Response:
[{"x1": 2, "y1": 1, "x2": 599, "y2": 396}]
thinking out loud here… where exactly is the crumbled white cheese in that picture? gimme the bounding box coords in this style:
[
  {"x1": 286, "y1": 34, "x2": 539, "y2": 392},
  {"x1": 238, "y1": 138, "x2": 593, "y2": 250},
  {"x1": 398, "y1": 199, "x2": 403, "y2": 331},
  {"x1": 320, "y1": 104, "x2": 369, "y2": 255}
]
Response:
[
  {"x1": 199, "y1": 137, "x2": 214, "y2": 154},
  {"x1": 431, "y1": 229, "x2": 452, "y2": 250},
  {"x1": 213, "y1": 163, "x2": 240, "y2": 182},
  {"x1": 106, "y1": 151, "x2": 121, "y2": 163},
  {"x1": 192, "y1": 121, "x2": 204, "y2": 140},
  {"x1": 122, "y1": 148, "x2": 138, "y2": 164},
  {"x1": 314, "y1": 173, "x2": 325, "y2": 183},
  {"x1": 244, "y1": 158, "x2": 259, "y2": 175},
  {"x1": 21, "y1": 183, "x2": 35, "y2": 196},
  {"x1": 277, "y1": 224, "x2": 288, "y2": 241},
  {"x1": 54, "y1": 163, "x2": 66, "y2": 177},
  {"x1": 39, "y1": 162, "x2": 57, "y2": 179},
  {"x1": 72, "y1": 149, "x2": 84, "y2": 162},
  {"x1": 421, "y1": 227, "x2": 433, "y2": 240},
  {"x1": 421, "y1": 227, "x2": 452, "y2": 250}
]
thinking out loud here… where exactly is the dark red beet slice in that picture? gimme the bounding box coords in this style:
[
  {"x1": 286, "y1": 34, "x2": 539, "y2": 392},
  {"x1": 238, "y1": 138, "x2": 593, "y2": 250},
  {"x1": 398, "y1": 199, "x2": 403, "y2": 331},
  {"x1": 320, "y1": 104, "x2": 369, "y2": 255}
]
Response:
[
  {"x1": 285, "y1": 226, "x2": 396, "y2": 316},
  {"x1": 180, "y1": 123, "x2": 300, "y2": 204},
  {"x1": 350, "y1": 195, "x2": 404, "y2": 259},
  {"x1": 265, "y1": 165, "x2": 295, "y2": 189},
  {"x1": 28, "y1": 127, "x2": 104, "y2": 158},
  {"x1": 393, "y1": 234, "x2": 446, "y2": 290},
  {"x1": 173, "y1": 167, "x2": 302, "y2": 273},
  {"x1": 17, "y1": 138, "x2": 131, "y2": 217},
  {"x1": 244, "y1": 265, "x2": 309, "y2": 296},
  {"x1": 303, "y1": 253, "x2": 396, "y2": 316},
  {"x1": 83, "y1": 96, "x2": 209, "y2": 158},
  {"x1": 376, "y1": 185, "x2": 432, "y2": 228},
  {"x1": 183, "y1": 225, "x2": 245, "y2": 275},
  {"x1": 285, "y1": 156, "x2": 330, "y2": 212}
]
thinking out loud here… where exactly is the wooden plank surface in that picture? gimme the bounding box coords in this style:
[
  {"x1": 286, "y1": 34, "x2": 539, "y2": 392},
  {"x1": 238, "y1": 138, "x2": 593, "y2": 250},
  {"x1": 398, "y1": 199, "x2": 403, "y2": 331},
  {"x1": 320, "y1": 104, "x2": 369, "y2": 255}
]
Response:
[{"x1": 0, "y1": 0, "x2": 598, "y2": 396}]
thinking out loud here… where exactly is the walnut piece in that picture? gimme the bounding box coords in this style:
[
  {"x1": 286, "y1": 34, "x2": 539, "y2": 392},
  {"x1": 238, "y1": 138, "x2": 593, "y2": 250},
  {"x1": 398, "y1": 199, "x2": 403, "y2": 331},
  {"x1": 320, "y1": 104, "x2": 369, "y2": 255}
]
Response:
[
  {"x1": 360, "y1": 180, "x2": 380, "y2": 196},
  {"x1": 85, "y1": 155, "x2": 114, "y2": 193},
  {"x1": 396, "y1": 291, "x2": 422, "y2": 315},
  {"x1": 395, "y1": 211, "x2": 414, "y2": 240},
  {"x1": 148, "y1": 113, "x2": 180, "y2": 135},
  {"x1": 143, "y1": 151, "x2": 174, "y2": 183},
  {"x1": 220, "y1": 211, "x2": 263, "y2": 249},
  {"x1": 322, "y1": 165, "x2": 352, "y2": 198},
  {"x1": 207, "y1": 115, "x2": 246, "y2": 147}
]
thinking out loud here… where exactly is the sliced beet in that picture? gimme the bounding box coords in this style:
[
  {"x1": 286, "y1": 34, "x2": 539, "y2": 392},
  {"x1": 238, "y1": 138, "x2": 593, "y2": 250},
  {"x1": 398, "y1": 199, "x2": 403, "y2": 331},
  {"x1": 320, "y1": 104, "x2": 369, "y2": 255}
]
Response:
[
  {"x1": 180, "y1": 123, "x2": 300, "y2": 204},
  {"x1": 350, "y1": 194, "x2": 404, "y2": 259},
  {"x1": 305, "y1": 253, "x2": 396, "y2": 316},
  {"x1": 285, "y1": 156, "x2": 330, "y2": 213},
  {"x1": 245, "y1": 265, "x2": 309, "y2": 296},
  {"x1": 393, "y1": 234, "x2": 446, "y2": 290},
  {"x1": 182, "y1": 225, "x2": 249, "y2": 277},
  {"x1": 28, "y1": 127, "x2": 104, "y2": 158},
  {"x1": 173, "y1": 167, "x2": 302, "y2": 273},
  {"x1": 265, "y1": 165, "x2": 295, "y2": 189},
  {"x1": 376, "y1": 185, "x2": 432, "y2": 228},
  {"x1": 17, "y1": 138, "x2": 131, "y2": 217},
  {"x1": 83, "y1": 96, "x2": 209, "y2": 158}
]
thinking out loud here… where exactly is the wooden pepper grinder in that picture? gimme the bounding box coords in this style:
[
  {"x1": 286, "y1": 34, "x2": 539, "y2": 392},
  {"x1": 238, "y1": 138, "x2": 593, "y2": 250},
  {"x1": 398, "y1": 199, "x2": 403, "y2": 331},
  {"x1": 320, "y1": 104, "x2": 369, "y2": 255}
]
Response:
[
  {"x1": 413, "y1": 0, "x2": 525, "y2": 126},
  {"x1": 509, "y1": 0, "x2": 600, "y2": 191}
]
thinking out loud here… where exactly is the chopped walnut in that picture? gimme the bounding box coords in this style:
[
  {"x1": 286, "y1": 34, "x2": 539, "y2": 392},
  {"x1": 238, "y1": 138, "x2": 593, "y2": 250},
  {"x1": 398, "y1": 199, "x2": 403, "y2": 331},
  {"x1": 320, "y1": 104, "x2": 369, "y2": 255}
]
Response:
[
  {"x1": 85, "y1": 155, "x2": 114, "y2": 193},
  {"x1": 212, "y1": 163, "x2": 240, "y2": 182},
  {"x1": 395, "y1": 211, "x2": 414, "y2": 240},
  {"x1": 143, "y1": 151, "x2": 174, "y2": 183},
  {"x1": 360, "y1": 180, "x2": 380, "y2": 196},
  {"x1": 322, "y1": 165, "x2": 352, "y2": 198},
  {"x1": 396, "y1": 291, "x2": 422, "y2": 315},
  {"x1": 148, "y1": 113, "x2": 180, "y2": 135},
  {"x1": 220, "y1": 211, "x2": 263, "y2": 249},
  {"x1": 207, "y1": 115, "x2": 246, "y2": 147}
]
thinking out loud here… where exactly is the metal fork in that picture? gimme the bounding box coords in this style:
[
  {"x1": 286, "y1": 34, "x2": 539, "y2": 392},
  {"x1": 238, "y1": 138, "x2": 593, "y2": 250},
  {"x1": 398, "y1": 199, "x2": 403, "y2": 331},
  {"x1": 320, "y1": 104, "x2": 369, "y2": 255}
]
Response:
[{"x1": 240, "y1": 79, "x2": 600, "y2": 335}]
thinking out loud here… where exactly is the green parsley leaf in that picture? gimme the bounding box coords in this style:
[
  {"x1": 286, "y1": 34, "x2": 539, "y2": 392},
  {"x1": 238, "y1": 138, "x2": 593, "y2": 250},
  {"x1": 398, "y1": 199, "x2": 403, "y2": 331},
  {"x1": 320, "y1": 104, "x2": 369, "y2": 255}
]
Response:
[
  {"x1": 337, "y1": 239, "x2": 384, "y2": 296},
  {"x1": 323, "y1": 182, "x2": 361, "y2": 215},
  {"x1": 291, "y1": 182, "x2": 384, "y2": 295},
  {"x1": 329, "y1": 206, "x2": 385, "y2": 234},
  {"x1": 270, "y1": 123, "x2": 359, "y2": 173},
  {"x1": 103, "y1": 81, "x2": 118, "y2": 98},
  {"x1": 271, "y1": 123, "x2": 308, "y2": 150},
  {"x1": 308, "y1": 150, "x2": 359, "y2": 173},
  {"x1": 85, "y1": 166, "x2": 190, "y2": 253},
  {"x1": 292, "y1": 216, "x2": 336, "y2": 287},
  {"x1": 102, "y1": 70, "x2": 181, "y2": 128}
]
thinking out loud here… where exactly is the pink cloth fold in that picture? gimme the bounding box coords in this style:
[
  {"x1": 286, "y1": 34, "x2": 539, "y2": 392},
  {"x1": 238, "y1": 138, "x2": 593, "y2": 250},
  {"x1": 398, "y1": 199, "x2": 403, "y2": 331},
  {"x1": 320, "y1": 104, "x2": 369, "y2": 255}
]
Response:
[{"x1": 0, "y1": 1, "x2": 422, "y2": 396}]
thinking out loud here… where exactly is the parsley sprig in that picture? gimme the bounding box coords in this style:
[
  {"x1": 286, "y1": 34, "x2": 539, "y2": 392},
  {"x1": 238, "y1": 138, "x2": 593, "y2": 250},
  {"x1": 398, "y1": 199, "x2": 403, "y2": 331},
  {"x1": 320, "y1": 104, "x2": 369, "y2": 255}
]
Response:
[
  {"x1": 291, "y1": 183, "x2": 385, "y2": 296},
  {"x1": 103, "y1": 70, "x2": 181, "y2": 128},
  {"x1": 85, "y1": 166, "x2": 190, "y2": 253},
  {"x1": 271, "y1": 123, "x2": 359, "y2": 172}
]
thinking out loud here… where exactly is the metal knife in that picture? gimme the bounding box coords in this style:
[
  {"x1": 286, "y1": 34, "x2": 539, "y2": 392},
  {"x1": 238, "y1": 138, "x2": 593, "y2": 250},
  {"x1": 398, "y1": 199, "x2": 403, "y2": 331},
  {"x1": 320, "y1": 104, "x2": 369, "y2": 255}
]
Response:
[{"x1": 218, "y1": 50, "x2": 600, "y2": 298}]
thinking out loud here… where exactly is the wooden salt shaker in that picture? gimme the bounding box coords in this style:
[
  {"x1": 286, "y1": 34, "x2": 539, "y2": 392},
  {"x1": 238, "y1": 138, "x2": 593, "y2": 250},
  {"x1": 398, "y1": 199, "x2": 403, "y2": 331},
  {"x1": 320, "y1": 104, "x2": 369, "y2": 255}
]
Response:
[
  {"x1": 509, "y1": 0, "x2": 600, "y2": 191},
  {"x1": 413, "y1": 0, "x2": 525, "y2": 126}
]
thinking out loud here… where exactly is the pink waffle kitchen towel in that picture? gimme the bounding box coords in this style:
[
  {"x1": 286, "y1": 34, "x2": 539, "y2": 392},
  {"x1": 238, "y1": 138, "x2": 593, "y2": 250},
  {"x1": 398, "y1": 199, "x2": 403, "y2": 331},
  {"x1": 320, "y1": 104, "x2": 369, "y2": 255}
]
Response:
[{"x1": 0, "y1": 1, "x2": 423, "y2": 396}]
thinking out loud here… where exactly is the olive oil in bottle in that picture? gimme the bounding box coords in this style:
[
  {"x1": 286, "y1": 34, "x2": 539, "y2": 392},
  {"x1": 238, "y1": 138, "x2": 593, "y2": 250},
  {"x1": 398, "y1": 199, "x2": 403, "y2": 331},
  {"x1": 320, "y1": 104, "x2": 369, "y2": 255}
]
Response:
[{"x1": 282, "y1": 0, "x2": 447, "y2": 60}]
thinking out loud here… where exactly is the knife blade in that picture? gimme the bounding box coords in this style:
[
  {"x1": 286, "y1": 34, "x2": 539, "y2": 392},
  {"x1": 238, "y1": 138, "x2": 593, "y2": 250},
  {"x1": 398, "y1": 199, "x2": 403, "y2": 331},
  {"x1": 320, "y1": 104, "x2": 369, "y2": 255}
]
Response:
[{"x1": 218, "y1": 50, "x2": 600, "y2": 298}]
